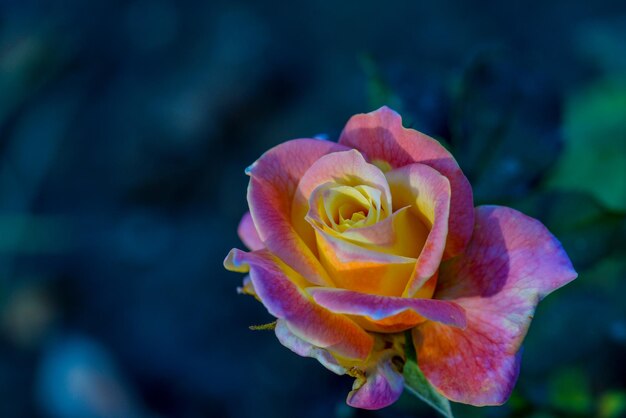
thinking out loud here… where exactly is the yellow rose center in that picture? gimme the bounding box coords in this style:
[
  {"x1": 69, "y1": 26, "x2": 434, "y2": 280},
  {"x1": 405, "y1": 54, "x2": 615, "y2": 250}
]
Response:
[{"x1": 321, "y1": 185, "x2": 385, "y2": 232}]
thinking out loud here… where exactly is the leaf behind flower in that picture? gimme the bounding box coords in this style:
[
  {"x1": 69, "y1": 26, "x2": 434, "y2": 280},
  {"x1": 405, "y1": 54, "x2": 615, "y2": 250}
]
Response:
[{"x1": 403, "y1": 331, "x2": 454, "y2": 418}]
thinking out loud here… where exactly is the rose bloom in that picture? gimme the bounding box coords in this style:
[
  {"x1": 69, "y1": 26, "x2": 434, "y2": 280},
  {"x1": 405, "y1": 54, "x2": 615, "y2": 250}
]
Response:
[{"x1": 225, "y1": 107, "x2": 577, "y2": 410}]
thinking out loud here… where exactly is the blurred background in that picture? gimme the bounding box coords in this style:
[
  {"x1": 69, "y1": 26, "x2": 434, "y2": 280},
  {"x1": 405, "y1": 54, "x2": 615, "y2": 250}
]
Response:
[{"x1": 0, "y1": 1, "x2": 625, "y2": 417}]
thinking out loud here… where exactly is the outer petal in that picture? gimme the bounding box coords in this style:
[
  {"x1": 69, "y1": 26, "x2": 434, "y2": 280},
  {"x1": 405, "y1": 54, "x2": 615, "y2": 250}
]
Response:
[
  {"x1": 308, "y1": 287, "x2": 466, "y2": 327},
  {"x1": 414, "y1": 206, "x2": 578, "y2": 405},
  {"x1": 339, "y1": 106, "x2": 473, "y2": 258},
  {"x1": 237, "y1": 212, "x2": 264, "y2": 251},
  {"x1": 274, "y1": 319, "x2": 346, "y2": 375},
  {"x1": 247, "y1": 139, "x2": 348, "y2": 286},
  {"x1": 385, "y1": 163, "x2": 451, "y2": 297},
  {"x1": 224, "y1": 248, "x2": 373, "y2": 360},
  {"x1": 347, "y1": 357, "x2": 404, "y2": 410}
]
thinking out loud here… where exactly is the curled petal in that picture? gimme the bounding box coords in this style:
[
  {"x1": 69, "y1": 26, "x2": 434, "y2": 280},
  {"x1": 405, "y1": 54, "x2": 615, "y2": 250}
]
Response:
[
  {"x1": 339, "y1": 106, "x2": 474, "y2": 258},
  {"x1": 312, "y1": 227, "x2": 417, "y2": 297},
  {"x1": 347, "y1": 357, "x2": 404, "y2": 410},
  {"x1": 294, "y1": 149, "x2": 391, "y2": 207},
  {"x1": 385, "y1": 163, "x2": 451, "y2": 297},
  {"x1": 308, "y1": 287, "x2": 466, "y2": 329},
  {"x1": 292, "y1": 149, "x2": 392, "y2": 247},
  {"x1": 308, "y1": 204, "x2": 428, "y2": 259},
  {"x1": 337, "y1": 207, "x2": 408, "y2": 248},
  {"x1": 414, "y1": 206, "x2": 578, "y2": 405},
  {"x1": 237, "y1": 212, "x2": 264, "y2": 251},
  {"x1": 275, "y1": 319, "x2": 346, "y2": 375},
  {"x1": 247, "y1": 139, "x2": 348, "y2": 286},
  {"x1": 224, "y1": 248, "x2": 374, "y2": 360}
]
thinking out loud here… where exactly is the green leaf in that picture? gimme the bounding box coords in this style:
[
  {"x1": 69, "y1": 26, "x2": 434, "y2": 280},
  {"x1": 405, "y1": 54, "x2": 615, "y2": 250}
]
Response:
[
  {"x1": 547, "y1": 78, "x2": 626, "y2": 211},
  {"x1": 599, "y1": 390, "x2": 626, "y2": 418},
  {"x1": 548, "y1": 367, "x2": 593, "y2": 415},
  {"x1": 403, "y1": 331, "x2": 454, "y2": 418}
]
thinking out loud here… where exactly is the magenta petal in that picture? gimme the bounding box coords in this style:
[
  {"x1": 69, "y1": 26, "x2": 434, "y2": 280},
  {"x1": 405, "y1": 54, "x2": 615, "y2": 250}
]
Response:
[
  {"x1": 237, "y1": 212, "x2": 264, "y2": 251},
  {"x1": 339, "y1": 106, "x2": 474, "y2": 258},
  {"x1": 224, "y1": 248, "x2": 374, "y2": 361},
  {"x1": 415, "y1": 205, "x2": 577, "y2": 406},
  {"x1": 308, "y1": 288, "x2": 466, "y2": 328},
  {"x1": 274, "y1": 320, "x2": 346, "y2": 375},
  {"x1": 247, "y1": 138, "x2": 348, "y2": 286},
  {"x1": 347, "y1": 357, "x2": 404, "y2": 410}
]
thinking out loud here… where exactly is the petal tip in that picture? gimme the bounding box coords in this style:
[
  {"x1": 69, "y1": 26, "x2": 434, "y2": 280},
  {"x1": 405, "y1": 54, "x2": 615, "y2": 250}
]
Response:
[
  {"x1": 244, "y1": 162, "x2": 256, "y2": 176},
  {"x1": 224, "y1": 248, "x2": 249, "y2": 273},
  {"x1": 346, "y1": 359, "x2": 404, "y2": 410},
  {"x1": 369, "y1": 105, "x2": 401, "y2": 119}
]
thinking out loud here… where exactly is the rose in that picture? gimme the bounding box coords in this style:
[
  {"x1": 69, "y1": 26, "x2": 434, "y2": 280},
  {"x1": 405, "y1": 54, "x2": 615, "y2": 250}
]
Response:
[{"x1": 225, "y1": 107, "x2": 576, "y2": 410}]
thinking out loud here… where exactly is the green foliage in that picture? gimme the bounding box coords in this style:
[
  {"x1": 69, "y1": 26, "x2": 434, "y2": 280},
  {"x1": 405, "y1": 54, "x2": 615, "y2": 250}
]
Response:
[
  {"x1": 449, "y1": 51, "x2": 562, "y2": 204},
  {"x1": 599, "y1": 391, "x2": 626, "y2": 418},
  {"x1": 403, "y1": 331, "x2": 454, "y2": 418},
  {"x1": 525, "y1": 413, "x2": 557, "y2": 418},
  {"x1": 547, "y1": 368, "x2": 593, "y2": 415},
  {"x1": 547, "y1": 79, "x2": 626, "y2": 212},
  {"x1": 361, "y1": 50, "x2": 626, "y2": 417},
  {"x1": 515, "y1": 191, "x2": 624, "y2": 270}
]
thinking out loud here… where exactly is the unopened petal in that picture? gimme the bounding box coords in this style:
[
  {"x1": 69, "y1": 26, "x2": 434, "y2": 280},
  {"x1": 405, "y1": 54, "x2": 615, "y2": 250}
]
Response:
[{"x1": 292, "y1": 149, "x2": 392, "y2": 247}]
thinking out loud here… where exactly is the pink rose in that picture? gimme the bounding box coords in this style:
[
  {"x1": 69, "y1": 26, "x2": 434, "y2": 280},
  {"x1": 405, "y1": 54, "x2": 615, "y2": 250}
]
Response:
[{"x1": 225, "y1": 107, "x2": 577, "y2": 410}]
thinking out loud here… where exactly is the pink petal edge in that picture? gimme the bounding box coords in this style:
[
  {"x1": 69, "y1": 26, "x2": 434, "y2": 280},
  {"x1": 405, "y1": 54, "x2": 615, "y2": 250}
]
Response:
[
  {"x1": 237, "y1": 211, "x2": 264, "y2": 251},
  {"x1": 224, "y1": 248, "x2": 374, "y2": 360},
  {"x1": 339, "y1": 106, "x2": 474, "y2": 259},
  {"x1": 247, "y1": 138, "x2": 348, "y2": 286},
  {"x1": 347, "y1": 356, "x2": 404, "y2": 410},
  {"x1": 308, "y1": 287, "x2": 467, "y2": 328},
  {"x1": 414, "y1": 205, "x2": 577, "y2": 405},
  {"x1": 274, "y1": 319, "x2": 346, "y2": 375}
]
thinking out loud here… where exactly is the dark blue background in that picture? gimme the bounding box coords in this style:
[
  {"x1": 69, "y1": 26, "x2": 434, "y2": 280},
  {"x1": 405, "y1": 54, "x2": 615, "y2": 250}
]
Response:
[{"x1": 1, "y1": 1, "x2": 625, "y2": 417}]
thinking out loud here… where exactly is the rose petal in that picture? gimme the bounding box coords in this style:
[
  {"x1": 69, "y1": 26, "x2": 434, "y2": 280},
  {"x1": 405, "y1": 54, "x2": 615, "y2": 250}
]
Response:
[
  {"x1": 295, "y1": 149, "x2": 391, "y2": 208},
  {"x1": 309, "y1": 198, "x2": 428, "y2": 256},
  {"x1": 347, "y1": 357, "x2": 404, "y2": 410},
  {"x1": 385, "y1": 163, "x2": 451, "y2": 297},
  {"x1": 337, "y1": 207, "x2": 408, "y2": 248},
  {"x1": 312, "y1": 227, "x2": 417, "y2": 296},
  {"x1": 236, "y1": 276, "x2": 257, "y2": 298},
  {"x1": 224, "y1": 248, "x2": 374, "y2": 360},
  {"x1": 308, "y1": 287, "x2": 467, "y2": 328},
  {"x1": 274, "y1": 319, "x2": 346, "y2": 375},
  {"x1": 247, "y1": 139, "x2": 348, "y2": 286},
  {"x1": 237, "y1": 212, "x2": 264, "y2": 251},
  {"x1": 339, "y1": 106, "x2": 474, "y2": 258},
  {"x1": 414, "y1": 205, "x2": 578, "y2": 405},
  {"x1": 292, "y1": 149, "x2": 392, "y2": 250}
]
